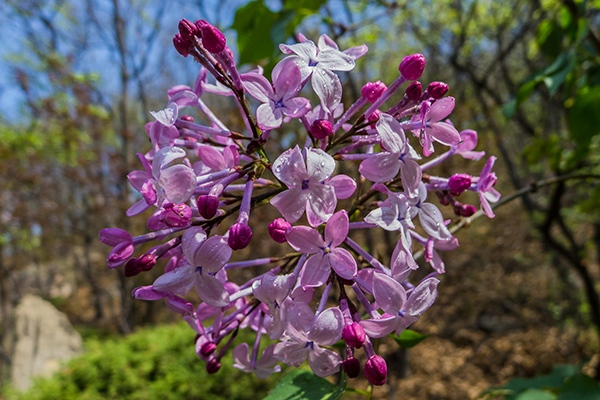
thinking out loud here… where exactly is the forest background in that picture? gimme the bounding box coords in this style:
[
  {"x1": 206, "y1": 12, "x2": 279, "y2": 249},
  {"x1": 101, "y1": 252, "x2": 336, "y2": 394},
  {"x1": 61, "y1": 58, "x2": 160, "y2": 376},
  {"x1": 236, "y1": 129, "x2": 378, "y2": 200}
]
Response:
[{"x1": 1, "y1": 0, "x2": 600, "y2": 399}]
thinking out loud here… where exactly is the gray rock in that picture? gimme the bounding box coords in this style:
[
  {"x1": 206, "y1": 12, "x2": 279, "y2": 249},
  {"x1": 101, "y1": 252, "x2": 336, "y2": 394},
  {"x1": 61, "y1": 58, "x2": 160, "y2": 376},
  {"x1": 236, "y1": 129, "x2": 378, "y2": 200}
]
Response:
[{"x1": 10, "y1": 295, "x2": 82, "y2": 391}]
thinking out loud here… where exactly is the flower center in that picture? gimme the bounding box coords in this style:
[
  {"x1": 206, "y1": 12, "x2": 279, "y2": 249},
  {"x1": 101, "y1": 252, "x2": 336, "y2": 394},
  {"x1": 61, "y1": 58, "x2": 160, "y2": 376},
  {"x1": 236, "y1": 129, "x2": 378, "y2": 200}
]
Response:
[{"x1": 301, "y1": 180, "x2": 310, "y2": 190}]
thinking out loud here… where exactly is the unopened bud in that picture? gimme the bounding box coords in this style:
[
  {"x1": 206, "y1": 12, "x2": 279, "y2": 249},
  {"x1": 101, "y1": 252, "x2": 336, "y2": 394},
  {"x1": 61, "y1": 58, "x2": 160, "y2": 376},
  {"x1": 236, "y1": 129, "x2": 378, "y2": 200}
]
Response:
[
  {"x1": 448, "y1": 174, "x2": 472, "y2": 195},
  {"x1": 197, "y1": 20, "x2": 226, "y2": 53},
  {"x1": 173, "y1": 33, "x2": 192, "y2": 57},
  {"x1": 181, "y1": 115, "x2": 194, "y2": 122},
  {"x1": 310, "y1": 119, "x2": 333, "y2": 140},
  {"x1": 435, "y1": 190, "x2": 452, "y2": 206},
  {"x1": 454, "y1": 203, "x2": 476, "y2": 217},
  {"x1": 364, "y1": 355, "x2": 387, "y2": 386},
  {"x1": 405, "y1": 81, "x2": 422, "y2": 101},
  {"x1": 197, "y1": 195, "x2": 219, "y2": 219},
  {"x1": 399, "y1": 53, "x2": 426, "y2": 81},
  {"x1": 342, "y1": 322, "x2": 366, "y2": 348},
  {"x1": 161, "y1": 203, "x2": 192, "y2": 227},
  {"x1": 367, "y1": 110, "x2": 381, "y2": 129},
  {"x1": 137, "y1": 254, "x2": 157, "y2": 272},
  {"x1": 269, "y1": 218, "x2": 291, "y2": 243},
  {"x1": 206, "y1": 358, "x2": 221, "y2": 374},
  {"x1": 427, "y1": 81, "x2": 449, "y2": 99},
  {"x1": 228, "y1": 223, "x2": 252, "y2": 250},
  {"x1": 361, "y1": 81, "x2": 387, "y2": 103},
  {"x1": 124, "y1": 258, "x2": 142, "y2": 277},
  {"x1": 342, "y1": 357, "x2": 362, "y2": 378},
  {"x1": 178, "y1": 19, "x2": 199, "y2": 42},
  {"x1": 200, "y1": 342, "x2": 217, "y2": 357}
]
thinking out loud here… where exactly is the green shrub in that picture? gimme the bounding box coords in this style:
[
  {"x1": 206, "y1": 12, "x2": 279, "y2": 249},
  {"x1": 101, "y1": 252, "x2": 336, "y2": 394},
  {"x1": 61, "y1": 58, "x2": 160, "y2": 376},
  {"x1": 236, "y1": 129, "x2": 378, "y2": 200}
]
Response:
[{"x1": 4, "y1": 322, "x2": 280, "y2": 400}]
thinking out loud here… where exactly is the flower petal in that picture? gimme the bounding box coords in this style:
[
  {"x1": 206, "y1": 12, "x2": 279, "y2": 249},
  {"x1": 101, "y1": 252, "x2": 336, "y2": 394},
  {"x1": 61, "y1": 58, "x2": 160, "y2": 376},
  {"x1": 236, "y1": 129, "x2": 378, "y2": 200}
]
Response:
[
  {"x1": 404, "y1": 277, "x2": 439, "y2": 316},
  {"x1": 308, "y1": 307, "x2": 344, "y2": 346},
  {"x1": 373, "y1": 272, "x2": 406, "y2": 316},
  {"x1": 328, "y1": 248, "x2": 357, "y2": 280},
  {"x1": 286, "y1": 226, "x2": 325, "y2": 253},
  {"x1": 325, "y1": 210, "x2": 349, "y2": 248},
  {"x1": 300, "y1": 254, "x2": 330, "y2": 289},
  {"x1": 271, "y1": 188, "x2": 308, "y2": 223},
  {"x1": 195, "y1": 273, "x2": 230, "y2": 308}
]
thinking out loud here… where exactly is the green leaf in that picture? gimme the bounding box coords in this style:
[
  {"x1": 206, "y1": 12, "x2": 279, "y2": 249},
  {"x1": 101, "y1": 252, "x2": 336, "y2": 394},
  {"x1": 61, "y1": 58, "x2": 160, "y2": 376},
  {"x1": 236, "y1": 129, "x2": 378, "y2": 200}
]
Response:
[
  {"x1": 556, "y1": 373, "x2": 600, "y2": 400},
  {"x1": 264, "y1": 370, "x2": 339, "y2": 400},
  {"x1": 543, "y1": 50, "x2": 575, "y2": 96},
  {"x1": 504, "y1": 365, "x2": 579, "y2": 393},
  {"x1": 283, "y1": 0, "x2": 327, "y2": 11},
  {"x1": 536, "y1": 20, "x2": 564, "y2": 60},
  {"x1": 231, "y1": 0, "x2": 276, "y2": 65},
  {"x1": 391, "y1": 330, "x2": 430, "y2": 349},
  {"x1": 515, "y1": 389, "x2": 556, "y2": 400},
  {"x1": 568, "y1": 86, "x2": 600, "y2": 149}
]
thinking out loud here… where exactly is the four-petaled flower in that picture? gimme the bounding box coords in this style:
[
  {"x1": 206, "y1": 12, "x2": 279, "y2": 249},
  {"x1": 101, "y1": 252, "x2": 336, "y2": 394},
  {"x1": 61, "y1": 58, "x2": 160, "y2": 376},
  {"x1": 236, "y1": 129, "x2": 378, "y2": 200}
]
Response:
[
  {"x1": 286, "y1": 210, "x2": 358, "y2": 288},
  {"x1": 242, "y1": 62, "x2": 311, "y2": 130},
  {"x1": 271, "y1": 146, "x2": 340, "y2": 227}
]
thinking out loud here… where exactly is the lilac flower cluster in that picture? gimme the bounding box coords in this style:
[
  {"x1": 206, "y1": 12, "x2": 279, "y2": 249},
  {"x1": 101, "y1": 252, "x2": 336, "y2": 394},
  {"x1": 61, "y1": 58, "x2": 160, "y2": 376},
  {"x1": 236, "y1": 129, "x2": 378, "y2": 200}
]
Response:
[{"x1": 100, "y1": 19, "x2": 500, "y2": 386}]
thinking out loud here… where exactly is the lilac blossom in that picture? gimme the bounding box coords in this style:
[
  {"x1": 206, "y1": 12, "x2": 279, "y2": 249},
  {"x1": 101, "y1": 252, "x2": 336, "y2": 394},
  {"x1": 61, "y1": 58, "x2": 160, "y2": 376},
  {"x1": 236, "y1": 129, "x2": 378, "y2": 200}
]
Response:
[
  {"x1": 359, "y1": 113, "x2": 422, "y2": 192},
  {"x1": 270, "y1": 146, "x2": 341, "y2": 226},
  {"x1": 152, "y1": 226, "x2": 232, "y2": 307},
  {"x1": 286, "y1": 210, "x2": 357, "y2": 288},
  {"x1": 415, "y1": 97, "x2": 461, "y2": 156},
  {"x1": 232, "y1": 343, "x2": 281, "y2": 378},
  {"x1": 273, "y1": 307, "x2": 344, "y2": 377},
  {"x1": 242, "y1": 61, "x2": 311, "y2": 130},
  {"x1": 360, "y1": 274, "x2": 439, "y2": 338},
  {"x1": 473, "y1": 156, "x2": 501, "y2": 218},
  {"x1": 127, "y1": 147, "x2": 196, "y2": 217},
  {"x1": 99, "y1": 26, "x2": 501, "y2": 386},
  {"x1": 279, "y1": 36, "x2": 357, "y2": 113}
]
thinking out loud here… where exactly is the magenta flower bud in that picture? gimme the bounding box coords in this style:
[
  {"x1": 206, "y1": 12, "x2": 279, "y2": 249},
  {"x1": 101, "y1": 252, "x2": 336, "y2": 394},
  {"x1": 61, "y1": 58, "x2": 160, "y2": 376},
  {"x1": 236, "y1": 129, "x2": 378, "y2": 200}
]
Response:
[
  {"x1": 310, "y1": 119, "x2": 333, "y2": 140},
  {"x1": 405, "y1": 81, "x2": 422, "y2": 101},
  {"x1": 228, "y1": 223, "x2": 252, "y2": 250},
  {"x1": 178, "y1": 19, "x2": 199, "y2": 42},
  {"x1": 161, "y1": 203, "x2": 192, "y2": 227},
  {"x1": 448, "y1": 174, "x2": 472, "y2": 195},
  {"x1": 268, "y1": 218, "x2": 291, "y2": 243},
  {"x1": 107, "y1": 241, "x2": 134, "y2": 269},
  {"x1": 200, "y1": 342, "x2": 217, "y2": 357},
  {"x1": 197, "y1": 195, "x2": 219, "y2": 219},
  {"x1": 173, "y1": 33, "x2": 192, "y2": 57},
  {"x1": 435, "y1": 190, "x2": 452, "y2": 206},
  {"x1": 364, "y1": 355, "x2": 387, "y2": 386},
  {"x1": 367, "y1": 110, "x2": 381, "y2": 129},
  {"x1": 206, "y1": 358, "x2": 221, "y2": 374},
  {"x1": 342, "y1": 322, "x2": 366, "y2": 348},
  {"x1": 197, "y1": 20, "x2": 226, "y2": 53},
  {"x1": 427, "y1": 81, "x2": 449, "y2": 99},
  {"x1": 455, "y1": 203, "x2": 476, "y2": 217},
  {"x1": 342, "y1": 357, "x2": 362, "y2": 378},
  {"x1": 181, "y1": 115, "x2": 194, "y2": 122},
  {"x1": 137, "y1": 254, "x2": 156, "y2": 272},
  {"x1": 361, "y1": 81, "x2": 387, "y2": 103},
  {"x1": 399, "y1": 53, "x2": 426, "y2": 81},
  {"x1": 124, "y1": 258, "x2": 142, "y2": 277}
]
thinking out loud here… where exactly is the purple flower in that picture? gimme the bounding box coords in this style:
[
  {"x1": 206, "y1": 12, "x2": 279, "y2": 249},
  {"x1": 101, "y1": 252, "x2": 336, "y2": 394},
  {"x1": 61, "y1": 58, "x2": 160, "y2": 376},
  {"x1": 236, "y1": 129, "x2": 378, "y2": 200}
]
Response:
[
  {"x1": 359, "y1": 113, "x2": 422, "y2": 192},
  {"x1": 232, "y1": 343, "x2": 281, "y2": 379},
  {"x1": 99, "y1": 228, "x2": 134, "y2": 269},
  {"x1": 417, "y1": 97, "x2": 461, "y2": 156},
  {"x1": 473, "y1": 156, "x2": 501, "y2": 218},
  {"x1": 152, "y1": 226, "x2": 232, "y2": 308},
  {"x1": 279, "y1": 36, "x2": 356, "y2": 113},
  {"x1": 242, "y1": 62, "x2": 311, "y2": 130},
  {"x1": 270, "y1": 146, "x2": 339, "y2": 226},
  {"x1": 126, "y1": 147, "x2": 196, "y2": 217},
  {"x1": 360, "y1": 274, "x2": 439, "y2": 338},
  {"x1": 286, "y1": 210, "x2": 357, "y2": 288},
  {"x1": 274, "y1": 307, "x2": 344, "y2": 377}
]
